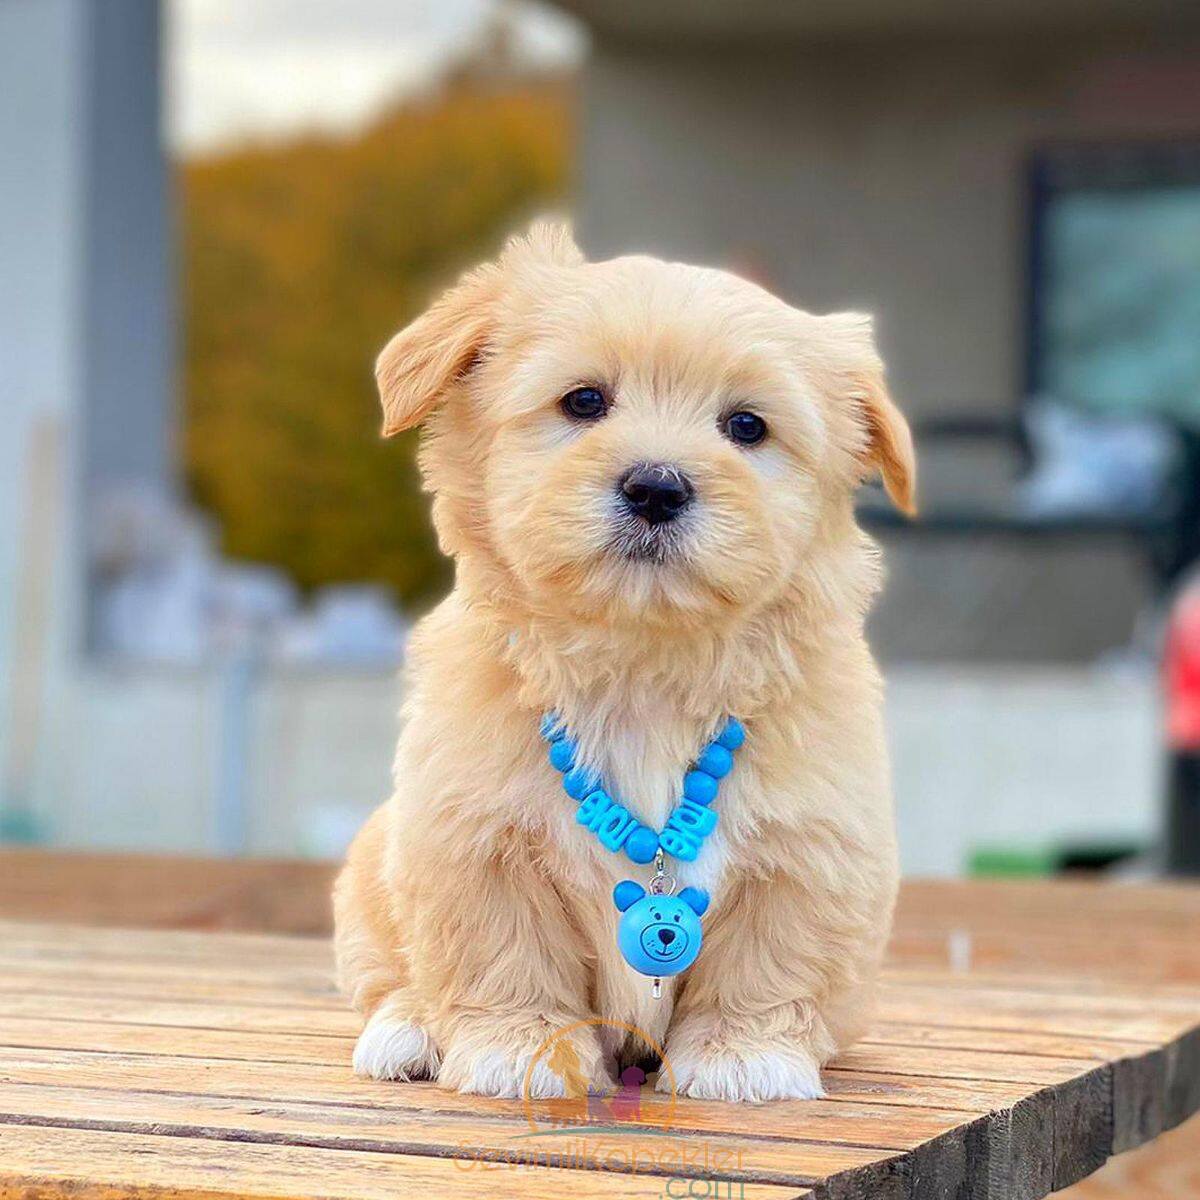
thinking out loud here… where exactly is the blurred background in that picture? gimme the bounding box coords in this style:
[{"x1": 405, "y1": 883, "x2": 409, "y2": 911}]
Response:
[{"x1": 3, "y1": 0, "x2": 1200, "y2": 881}]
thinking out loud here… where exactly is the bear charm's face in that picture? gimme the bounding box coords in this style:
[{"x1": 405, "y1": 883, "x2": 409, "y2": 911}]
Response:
[{"x1": 612, "y1": 881, "x2": 709, "y2": 977}]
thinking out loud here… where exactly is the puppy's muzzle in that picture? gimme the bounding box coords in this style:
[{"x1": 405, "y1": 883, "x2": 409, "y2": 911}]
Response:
[{"x1": 618, "y1": 462, "x2": 694, "y2": 526}]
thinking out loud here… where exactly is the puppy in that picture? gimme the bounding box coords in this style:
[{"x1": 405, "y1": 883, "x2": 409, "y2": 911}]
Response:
[{"x1": 334, "y1": 222, "x2": 914, "y2": 1103}]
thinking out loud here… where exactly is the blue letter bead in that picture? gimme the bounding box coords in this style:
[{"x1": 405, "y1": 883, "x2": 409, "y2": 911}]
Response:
[
  {"x1": 659, "y1": 828, "x2": 699, "y2": 861},
  {"x1": 694, "y1": 742, "x2": 733, "y2": 779},
  {"x1": 562, "y1": 766, "x2": 599, "y2": 801},
  {"x1": 576, "y1": 790, "x2": 613, "y2": 829},
  {"x1": 548, "y1": 738, "x2": 576, "y2": 773},
  {"x1": 540, "y1": 712, "x2": 566, "y2": 741},
  {"x1": 596, "y1": 804, "x2": 637, "y2": 851},
  {"x1": 683, "y1": 770, "x2": 719, "y2": 805},
  {"x1": 667, "y1": 798, "x2": 718, "y2": 839},
  {"x1": 624, "y1": 825, "x2": 660, "y2": 864},
  {"x1": 717, "y1": 717, "x2": 745, "y2": 750}
]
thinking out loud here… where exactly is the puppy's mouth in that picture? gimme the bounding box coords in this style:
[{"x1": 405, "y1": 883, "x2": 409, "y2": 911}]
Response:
[{"x1": 606, "y1": 514, "x2": 688, "y2": 565}]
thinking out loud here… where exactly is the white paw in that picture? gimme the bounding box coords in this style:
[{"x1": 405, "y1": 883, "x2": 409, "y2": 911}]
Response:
[
  {"x1": 660, "y1": 1042, "x2": 824, "y2": 1103},
  {"x1": 445, "y1": 1048, "x2": 568, "y2": 1099},
  {"x1": 352, "y1": 1011, "x2": 440, "y2": 1081}
]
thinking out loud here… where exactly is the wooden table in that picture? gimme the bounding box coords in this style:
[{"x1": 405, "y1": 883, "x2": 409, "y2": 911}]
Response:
[{"x1": 0, "y1": 862, "x2": 1197, "y2": 1199}]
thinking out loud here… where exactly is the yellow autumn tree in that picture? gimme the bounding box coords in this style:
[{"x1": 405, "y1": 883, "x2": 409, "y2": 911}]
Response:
[{"x1": 182, "y1": 78, "x2": 572, "y2": 610}]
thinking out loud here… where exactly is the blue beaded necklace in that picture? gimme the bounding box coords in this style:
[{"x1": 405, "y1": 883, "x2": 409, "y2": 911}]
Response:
[{"x1": 540, "y1": 713, "x2": 745, "y2": 995}]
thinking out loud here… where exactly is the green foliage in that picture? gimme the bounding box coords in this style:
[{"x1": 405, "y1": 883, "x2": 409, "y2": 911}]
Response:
[{"x1": 182, "y1": 80, "x2": 572, "y2": 611}]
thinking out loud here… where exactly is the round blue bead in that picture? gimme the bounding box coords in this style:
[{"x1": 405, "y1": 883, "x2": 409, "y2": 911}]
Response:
[
  {"x1": 562, "y1": 766, "x2": 598, "y2": 801},
  {"x1": 540, "y1": 713, "x2": 566, "y2": 742},
  {"x1": 717, "y1": 717, "x2": 745, "y2": 751},
  {"x1": 548, "y1": 738, "x2": 575, "y2": 773},
  {"x1": 694, "y1": 742, "x2": 733, "y2": 779},
  {"x1": 624, "y1": 825, "x2": 659, "y2": 864},
  {"x1": 683, "y1": 770, "x2": 719, "y2": 805}
]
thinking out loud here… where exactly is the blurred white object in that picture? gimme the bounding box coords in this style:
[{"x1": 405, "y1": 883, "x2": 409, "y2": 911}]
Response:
[
  {"x1": 1016, "y1": 400, "x2": 1179, "y2": 520},
  {"x1": 93, "y1": 497, "x2": 214, "y2": 664},
  {"x1": 276, "y1": 586, "x2": 407, "y2": 667},
  {"x1": 91, "y1": 486, "x2": 406, "y2": 667},
  {"x1": 300, "y1": 802, "x2": 368, "y2": 858}
]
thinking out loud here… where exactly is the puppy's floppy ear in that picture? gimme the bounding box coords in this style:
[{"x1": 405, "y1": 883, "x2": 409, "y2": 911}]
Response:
[
  {"x1": 376, "y1": 263, "x2": 500, "y2": 437},
  {"x1": 824, "y1": 313, "x2": 917, "y2": 517},
  {"x1": 375, "y1": 219, "x2": 583, "y2": 437}
]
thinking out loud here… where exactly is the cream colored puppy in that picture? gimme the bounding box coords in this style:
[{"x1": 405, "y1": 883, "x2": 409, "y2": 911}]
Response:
[{"x1": 334, "y1": 222, "x2": 914, "y2": 1103}]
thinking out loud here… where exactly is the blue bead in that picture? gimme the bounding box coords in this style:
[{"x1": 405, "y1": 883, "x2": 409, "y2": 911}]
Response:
[
  {"x1": 562, "y1": 766, "x2": 599, "y2": 801},
  {"x1": 717, "y1": 717, "x2": 745, "y2": 751},
  {"x1": 694, "y1": 742, "x2": 733, "y2": 779},
  {"x1": 683, "y1": 770, "x2": 719, "y2": 805},
  {"x1": 660, "y1": 828, "x2": 698, "y2": 861},
  {"x1": 624, "y1": 825, "x2": 659, "y2": 864},
  {"x1": 540, "y1": 713, "x2": 566, "y2": 741},
  {"x1": 667, "y1": 798, "x2": 718, "y2": 839},
  {"x1": 548, "y1": 738, "x2": 575, "y2": 772}
]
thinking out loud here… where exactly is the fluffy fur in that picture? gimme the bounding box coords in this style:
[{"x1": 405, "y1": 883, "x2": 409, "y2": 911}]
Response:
[{"x1": 333, "y1": 222, "x2": 914, "y2": 1103}]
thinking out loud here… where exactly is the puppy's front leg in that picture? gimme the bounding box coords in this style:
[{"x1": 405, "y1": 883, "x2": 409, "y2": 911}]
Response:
[
  {"x1": 661, "y1": 871, "x2": 889, "y2": 1102},
  {"x1": 413, "y1": 834, "x2": 608, "y2": 1099}
]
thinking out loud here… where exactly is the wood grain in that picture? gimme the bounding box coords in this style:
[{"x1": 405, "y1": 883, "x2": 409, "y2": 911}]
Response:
[{"x1": 0, "y1": 869, "x2": 1196, "y2": 1200}]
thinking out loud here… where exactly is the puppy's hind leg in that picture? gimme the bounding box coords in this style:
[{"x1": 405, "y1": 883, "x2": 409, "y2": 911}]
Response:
[{"x1": 333, "y1": 807, "x2": 441, "y2": 1082}]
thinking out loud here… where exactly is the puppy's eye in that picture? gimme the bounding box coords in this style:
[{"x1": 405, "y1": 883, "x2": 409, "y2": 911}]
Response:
[
  {"x1": 560, "y1": 386, "x2": 608, "y2": 421},
  {"x1": 723, "y1": 410, "x2": 767, "y2": 446}
]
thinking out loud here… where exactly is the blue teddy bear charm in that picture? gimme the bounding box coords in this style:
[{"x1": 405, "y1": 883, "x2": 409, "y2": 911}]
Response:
[{"x1": 613, "y1": 879, "x2": 709, "y2": 981}]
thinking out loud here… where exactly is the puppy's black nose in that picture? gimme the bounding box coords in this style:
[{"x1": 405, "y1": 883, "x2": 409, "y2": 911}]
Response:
[
  {"x1": 619, "y1": 463, "x2": 694, "y2": 525},
  {"x1": 657, "y1": 928, "x2": 676, "y2": 946}
]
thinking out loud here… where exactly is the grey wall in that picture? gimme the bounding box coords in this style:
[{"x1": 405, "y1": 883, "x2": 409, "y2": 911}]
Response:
[
  {"x1": 577, "y1": 32, "x2": 1200, "y2": 417},
  {"x1": 0, "y1": 0, "x2": 170, "y2": 832},
  {"x1": 573, "y1": 30, "x2": 1200, "y2": 659},
  {"x1": 82, "y1": 0, "x2": 174, "y2": 500}
]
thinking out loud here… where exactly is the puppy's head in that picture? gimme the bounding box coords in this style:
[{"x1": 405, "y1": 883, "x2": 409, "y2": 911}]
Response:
[{"x1": 377, "y1": 222, "x2": 914, "y2": 626}]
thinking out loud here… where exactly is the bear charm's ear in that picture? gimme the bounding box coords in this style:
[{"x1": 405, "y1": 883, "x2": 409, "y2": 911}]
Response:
[
  {"x1": 613, "y1": 881, "x2": 646, "y2": 912},
  {"x1": 678, "y1": 887, "x2": 710, "y2": 917}
]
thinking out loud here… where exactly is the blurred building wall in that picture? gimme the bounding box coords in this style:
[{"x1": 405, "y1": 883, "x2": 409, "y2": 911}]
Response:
[
  {"x1": 571, "y1": 28, "x2": 1200, "y2": 416},
  {"x1": 559, "y1": 10, "x2": 1200, "y2": 660},
  {"x1": 0, "y1": 0, "x2": 171, "y2": 834}
]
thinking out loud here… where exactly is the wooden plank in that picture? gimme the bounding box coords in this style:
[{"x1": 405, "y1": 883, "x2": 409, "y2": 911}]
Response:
[
  {"x1": 0, "y1": 883, "x2": 1195, "y2": 1200},
  {"x1": 0, "y1": 1081, "x2": 892, "y2": 1188},
  {"x1": 0, "y1": 992, "x2": 358, "y2": 1036},
  {"x1": 0, "y1": 1124, "x2": 807, "y2": 1200},
  {"x1": 0, "y1": 850, "x2": 337, "y2": 936},
  {"x1": 862, "y1": 1022, "x2": 1155, "y2": 1061},
  {"x1": 0, "y1": 1046, "x2": 988, "y2": 1143},
  {"x1": 0, "y1": 1016, "x2": 1106, "y2": 1090}
]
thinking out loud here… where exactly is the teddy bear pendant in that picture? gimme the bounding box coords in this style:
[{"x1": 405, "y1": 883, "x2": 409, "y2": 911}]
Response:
[{"x1": 612, "y1": 872, "x2": 710, "y2": 997}]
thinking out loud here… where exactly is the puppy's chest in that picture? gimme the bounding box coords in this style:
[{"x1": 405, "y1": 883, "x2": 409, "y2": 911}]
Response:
[{"x1": 553, "y1": 720, "x2": 734, "y2": 898}]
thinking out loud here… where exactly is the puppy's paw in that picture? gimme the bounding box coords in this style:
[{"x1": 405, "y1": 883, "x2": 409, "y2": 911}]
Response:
[
  {"x1": 439, "y1": 1018, "x2": 610, "y2": 1100},
  {"x1": 660, "y1": 1036, "x2": 824, "y2": 1102},
  {"x1": 353, "y1": 1007, "x2": 440, "y2": 1081}
]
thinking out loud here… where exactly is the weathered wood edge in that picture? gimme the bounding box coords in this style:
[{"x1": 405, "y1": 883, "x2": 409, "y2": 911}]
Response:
[{"x1": 808, "y1": 1020, "x2": 1200, "y2": 1200}]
